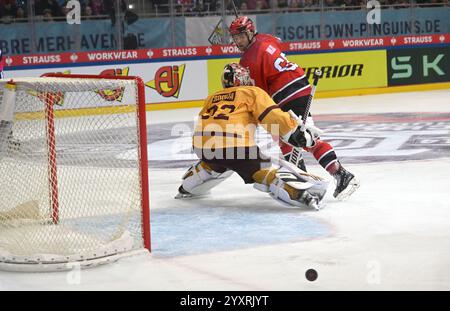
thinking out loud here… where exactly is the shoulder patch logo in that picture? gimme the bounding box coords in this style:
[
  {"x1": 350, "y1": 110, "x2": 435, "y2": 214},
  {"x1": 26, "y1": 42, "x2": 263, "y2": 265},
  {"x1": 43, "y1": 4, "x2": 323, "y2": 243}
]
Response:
[{"x1": 266, "y1": 45, "x2": 276, "y2": 55}]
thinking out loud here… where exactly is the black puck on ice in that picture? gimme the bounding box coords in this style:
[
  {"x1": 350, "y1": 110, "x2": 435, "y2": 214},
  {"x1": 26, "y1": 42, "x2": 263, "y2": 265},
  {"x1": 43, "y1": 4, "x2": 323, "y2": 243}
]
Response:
[{"x1": 305, "y1": 269, "x2": 318, "y2": 281}]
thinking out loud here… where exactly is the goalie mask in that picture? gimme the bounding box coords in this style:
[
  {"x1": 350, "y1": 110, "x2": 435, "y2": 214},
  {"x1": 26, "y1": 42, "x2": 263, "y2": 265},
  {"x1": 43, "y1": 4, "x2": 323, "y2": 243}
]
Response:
[{"x1": 221, "y1": 63, "x2": 254, "y2": 88}]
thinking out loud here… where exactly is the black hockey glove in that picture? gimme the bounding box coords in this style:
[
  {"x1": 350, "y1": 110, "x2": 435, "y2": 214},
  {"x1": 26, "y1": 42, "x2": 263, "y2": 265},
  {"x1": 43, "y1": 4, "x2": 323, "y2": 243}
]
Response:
[{"x1": 288, "y1": 127, "x2": 316, "y2": 148}]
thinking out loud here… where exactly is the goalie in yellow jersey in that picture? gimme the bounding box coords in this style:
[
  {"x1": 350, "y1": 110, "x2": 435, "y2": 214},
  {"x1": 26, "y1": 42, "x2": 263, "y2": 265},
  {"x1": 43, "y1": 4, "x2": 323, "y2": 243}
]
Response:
[{"x1": 175, "y1": 63, "x2": 329, "y2": 210}]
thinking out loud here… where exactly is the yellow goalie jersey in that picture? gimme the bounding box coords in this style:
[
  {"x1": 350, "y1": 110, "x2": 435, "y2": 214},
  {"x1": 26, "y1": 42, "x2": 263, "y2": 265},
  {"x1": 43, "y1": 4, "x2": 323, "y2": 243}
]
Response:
[{"x1": 193, "y1": 86, "x2": 297, "y2": 150}]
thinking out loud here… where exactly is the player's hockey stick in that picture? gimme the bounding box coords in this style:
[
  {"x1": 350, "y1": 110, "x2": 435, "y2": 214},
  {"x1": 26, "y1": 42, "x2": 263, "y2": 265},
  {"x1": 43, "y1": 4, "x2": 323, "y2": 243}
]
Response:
[
  {"x1": 288, "y1": 69, "x2": 322, "y2": 169},
  {"x1": 230, "y1": 0, "x2": 239, "y2": 17},
  {"x1": 300, "y1": 69, "x2": 322, "y2": 131}
]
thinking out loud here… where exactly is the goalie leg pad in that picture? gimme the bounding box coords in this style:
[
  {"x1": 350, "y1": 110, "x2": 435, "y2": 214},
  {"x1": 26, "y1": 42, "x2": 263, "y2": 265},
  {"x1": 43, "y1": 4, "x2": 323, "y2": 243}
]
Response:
[
  {"x1": 252, "y1": 168, "x2": 324, "y2": 210},
  {"x1": 176, "y1": 161, "x2": 233, "y2": 198},
  {"x1": 276, "y1": 159, "x2": 329, "y2": 200},
  {"x1": 269, "y1": 172, "x2": 320, "y2": 209}
]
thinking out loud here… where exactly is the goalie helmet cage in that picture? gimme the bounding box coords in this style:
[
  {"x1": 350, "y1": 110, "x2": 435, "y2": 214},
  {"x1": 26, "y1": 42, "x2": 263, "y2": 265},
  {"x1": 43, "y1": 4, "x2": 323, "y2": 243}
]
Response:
[{"x1": 0, "y1": 74, "x2": 150, "y2": 272}]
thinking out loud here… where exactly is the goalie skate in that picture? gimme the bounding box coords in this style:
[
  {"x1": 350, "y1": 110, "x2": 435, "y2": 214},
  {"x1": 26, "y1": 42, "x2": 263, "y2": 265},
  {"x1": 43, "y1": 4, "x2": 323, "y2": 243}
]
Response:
[
  {"x1": 175, "y1": 186, "x2": 196, "y2": 199},
  {"x1": 301, "y1": 191, "x2": 321, "y2": 211},
  {"x1": 174, "y1": 185, "x2": 211, "y2": 199}
]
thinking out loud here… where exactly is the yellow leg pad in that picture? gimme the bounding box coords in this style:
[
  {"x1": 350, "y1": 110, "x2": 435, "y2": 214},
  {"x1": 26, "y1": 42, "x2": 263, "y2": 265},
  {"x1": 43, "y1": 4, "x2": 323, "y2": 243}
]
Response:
[
  {"x1": 284, "y1": 184, "x2": 301, "y2": 200},
  {"x1": 199, "y1": 161, "x2": 213, "y2": 172},
  {"x1": 252, "y1": 168, "x2": 277, "y2": 185},
  {"x1": 252, "y1": 169, "x2": 301, "y2": 200}
]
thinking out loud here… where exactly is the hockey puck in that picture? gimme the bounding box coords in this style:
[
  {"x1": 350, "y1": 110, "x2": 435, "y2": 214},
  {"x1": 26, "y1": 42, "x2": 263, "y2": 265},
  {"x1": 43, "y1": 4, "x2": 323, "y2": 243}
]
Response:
[{"x1": 305, "y1": 269, "x2": 318, "y2": 281}]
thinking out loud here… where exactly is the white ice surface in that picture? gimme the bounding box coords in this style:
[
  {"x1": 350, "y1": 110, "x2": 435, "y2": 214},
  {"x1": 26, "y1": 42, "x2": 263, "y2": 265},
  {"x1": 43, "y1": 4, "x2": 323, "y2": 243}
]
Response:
[{"x1": 1, "y1": 89, "x2": 449, "y2": 290}]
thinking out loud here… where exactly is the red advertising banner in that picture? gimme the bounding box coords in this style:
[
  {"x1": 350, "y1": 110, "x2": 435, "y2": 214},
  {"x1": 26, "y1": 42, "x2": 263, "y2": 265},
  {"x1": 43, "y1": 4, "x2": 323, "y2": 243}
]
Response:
[{"x1": 3, "y1": 34, "x2": 448, "y2": 68}]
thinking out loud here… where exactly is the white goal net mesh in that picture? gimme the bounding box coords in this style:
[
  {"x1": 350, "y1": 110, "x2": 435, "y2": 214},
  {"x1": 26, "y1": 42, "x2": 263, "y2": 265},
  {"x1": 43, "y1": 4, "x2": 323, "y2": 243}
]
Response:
[{"x1": 0, "y1": 76, "x2": 149, "y2": 271}]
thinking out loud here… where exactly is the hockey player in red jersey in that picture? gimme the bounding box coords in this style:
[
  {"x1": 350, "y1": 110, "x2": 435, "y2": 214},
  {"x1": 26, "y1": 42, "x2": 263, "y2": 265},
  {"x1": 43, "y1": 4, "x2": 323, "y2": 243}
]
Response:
[{"x1": 229, "y1": 16, "x2": 359, "y2": 199}]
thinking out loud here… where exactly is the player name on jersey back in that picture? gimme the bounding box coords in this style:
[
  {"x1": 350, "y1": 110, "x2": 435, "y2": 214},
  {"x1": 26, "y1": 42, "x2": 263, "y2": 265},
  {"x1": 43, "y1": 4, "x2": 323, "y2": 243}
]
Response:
[{"x1": 212, "y1": 92, "x2": 236, "y2": 103}]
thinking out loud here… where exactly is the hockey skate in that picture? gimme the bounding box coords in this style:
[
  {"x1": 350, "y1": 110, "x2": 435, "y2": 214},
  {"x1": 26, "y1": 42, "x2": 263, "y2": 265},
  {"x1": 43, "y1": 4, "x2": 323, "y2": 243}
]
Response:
[{"x1": 333, "y1": 164, "x2": 360, "y2": 200}]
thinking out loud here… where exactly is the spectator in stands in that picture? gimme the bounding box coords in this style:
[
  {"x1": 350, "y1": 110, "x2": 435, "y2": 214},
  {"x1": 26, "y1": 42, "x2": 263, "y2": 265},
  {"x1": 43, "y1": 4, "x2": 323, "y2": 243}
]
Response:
[
  {"x1": 394, "y1": 0, "x2": 410, "y2": 8},
  {"x1": 258, "y1": 0, "x2": 270, "y2": 9},
  {"x1": 89, "y1": 0, "x2": 105, "y2": 15},
  {"x1": 416, "y1": 0, "x2": 446, "y2": 6},
  {"x1": 82, "y1": 5, "x2": 94, "y2": 19},
  {"x1": 42, "y1": 8, "x2": 54, "y2": 21},
  {"x1": 341, "y1": 0, "x2": 358, "y2": 10},
  {"x1": 177, "y1": 3, "x2": 191, "y2": 15},
  {"x1": 60, "y1": 1, "x2": 72, "y2": 18},
  {"x1": 356, "y1": 0, "x2": 366, "y2": 9},
  {"x1": 153, "y1": 0, "x2": 169, "y2": 14},
  {"x1": 178, "y1": 0, "x2": 193, "y2": 5},
  {"x1": 417, "y1": 0, "x2": 449, "y2": 7},
  {"x1": 15, "y1": 5, "x2": 27, "y2": 22},
  {"x1": 251, "y1": 0, "x2": 269, "y2": 13},
  {"x1": 0, "y1": 0, "x2": 18, "y2": 23},
  {"x1": 277, "y1": 0, "x2": 289, "y2": 10},
  {"x1": 246, "y1": 0, "x2": 257, "y2": 10},
  {"x1": 215, "y1": 0, "x2": 241, "y2": 13},
  {"x1": 303, "y1": 0, "x2": 320, "y2": 10},
  {"x1": 192, "y1": 0, "x2": 208, "y2": 16},
  {"x1": 178, "y1": 0, "x2": 194, "y2": 14},
  {"x1": 240, "y1": 1, "x2": 248, "y2": 12},
  {"x1": 288, "y1": 0, "x2": 302, "y2": 9},
  {"x1": 324, "y1": 0, "x2": 338, "y2": 9},
  {"x1": 36, "y1": 0, "x2": 62, "y2": 17},
  {"x1": 202, "y1": 0, "x2": 215, "y2": 11},
  {"x1": 378, "y1": 0, "x2": 390, "y2": 5}
]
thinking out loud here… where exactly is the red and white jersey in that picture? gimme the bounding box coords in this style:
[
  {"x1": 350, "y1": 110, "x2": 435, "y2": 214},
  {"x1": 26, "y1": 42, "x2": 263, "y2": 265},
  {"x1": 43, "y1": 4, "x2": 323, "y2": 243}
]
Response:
[{"x1": 239, "y1": 33, "x2": 311, "y2": 105}]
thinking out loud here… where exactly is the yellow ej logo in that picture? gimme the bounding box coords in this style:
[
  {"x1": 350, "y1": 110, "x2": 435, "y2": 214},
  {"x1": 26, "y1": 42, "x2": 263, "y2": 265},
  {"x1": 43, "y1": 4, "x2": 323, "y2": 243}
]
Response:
[{"x1": 96, "y1": 67, "x2": 129, "y2": 102}]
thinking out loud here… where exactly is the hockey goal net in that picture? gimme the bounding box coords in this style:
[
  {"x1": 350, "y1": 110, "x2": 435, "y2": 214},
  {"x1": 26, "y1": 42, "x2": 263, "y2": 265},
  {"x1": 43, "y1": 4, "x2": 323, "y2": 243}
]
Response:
[{"x1": 0, "y1": 74, "x2": 150, "y2": 272}]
